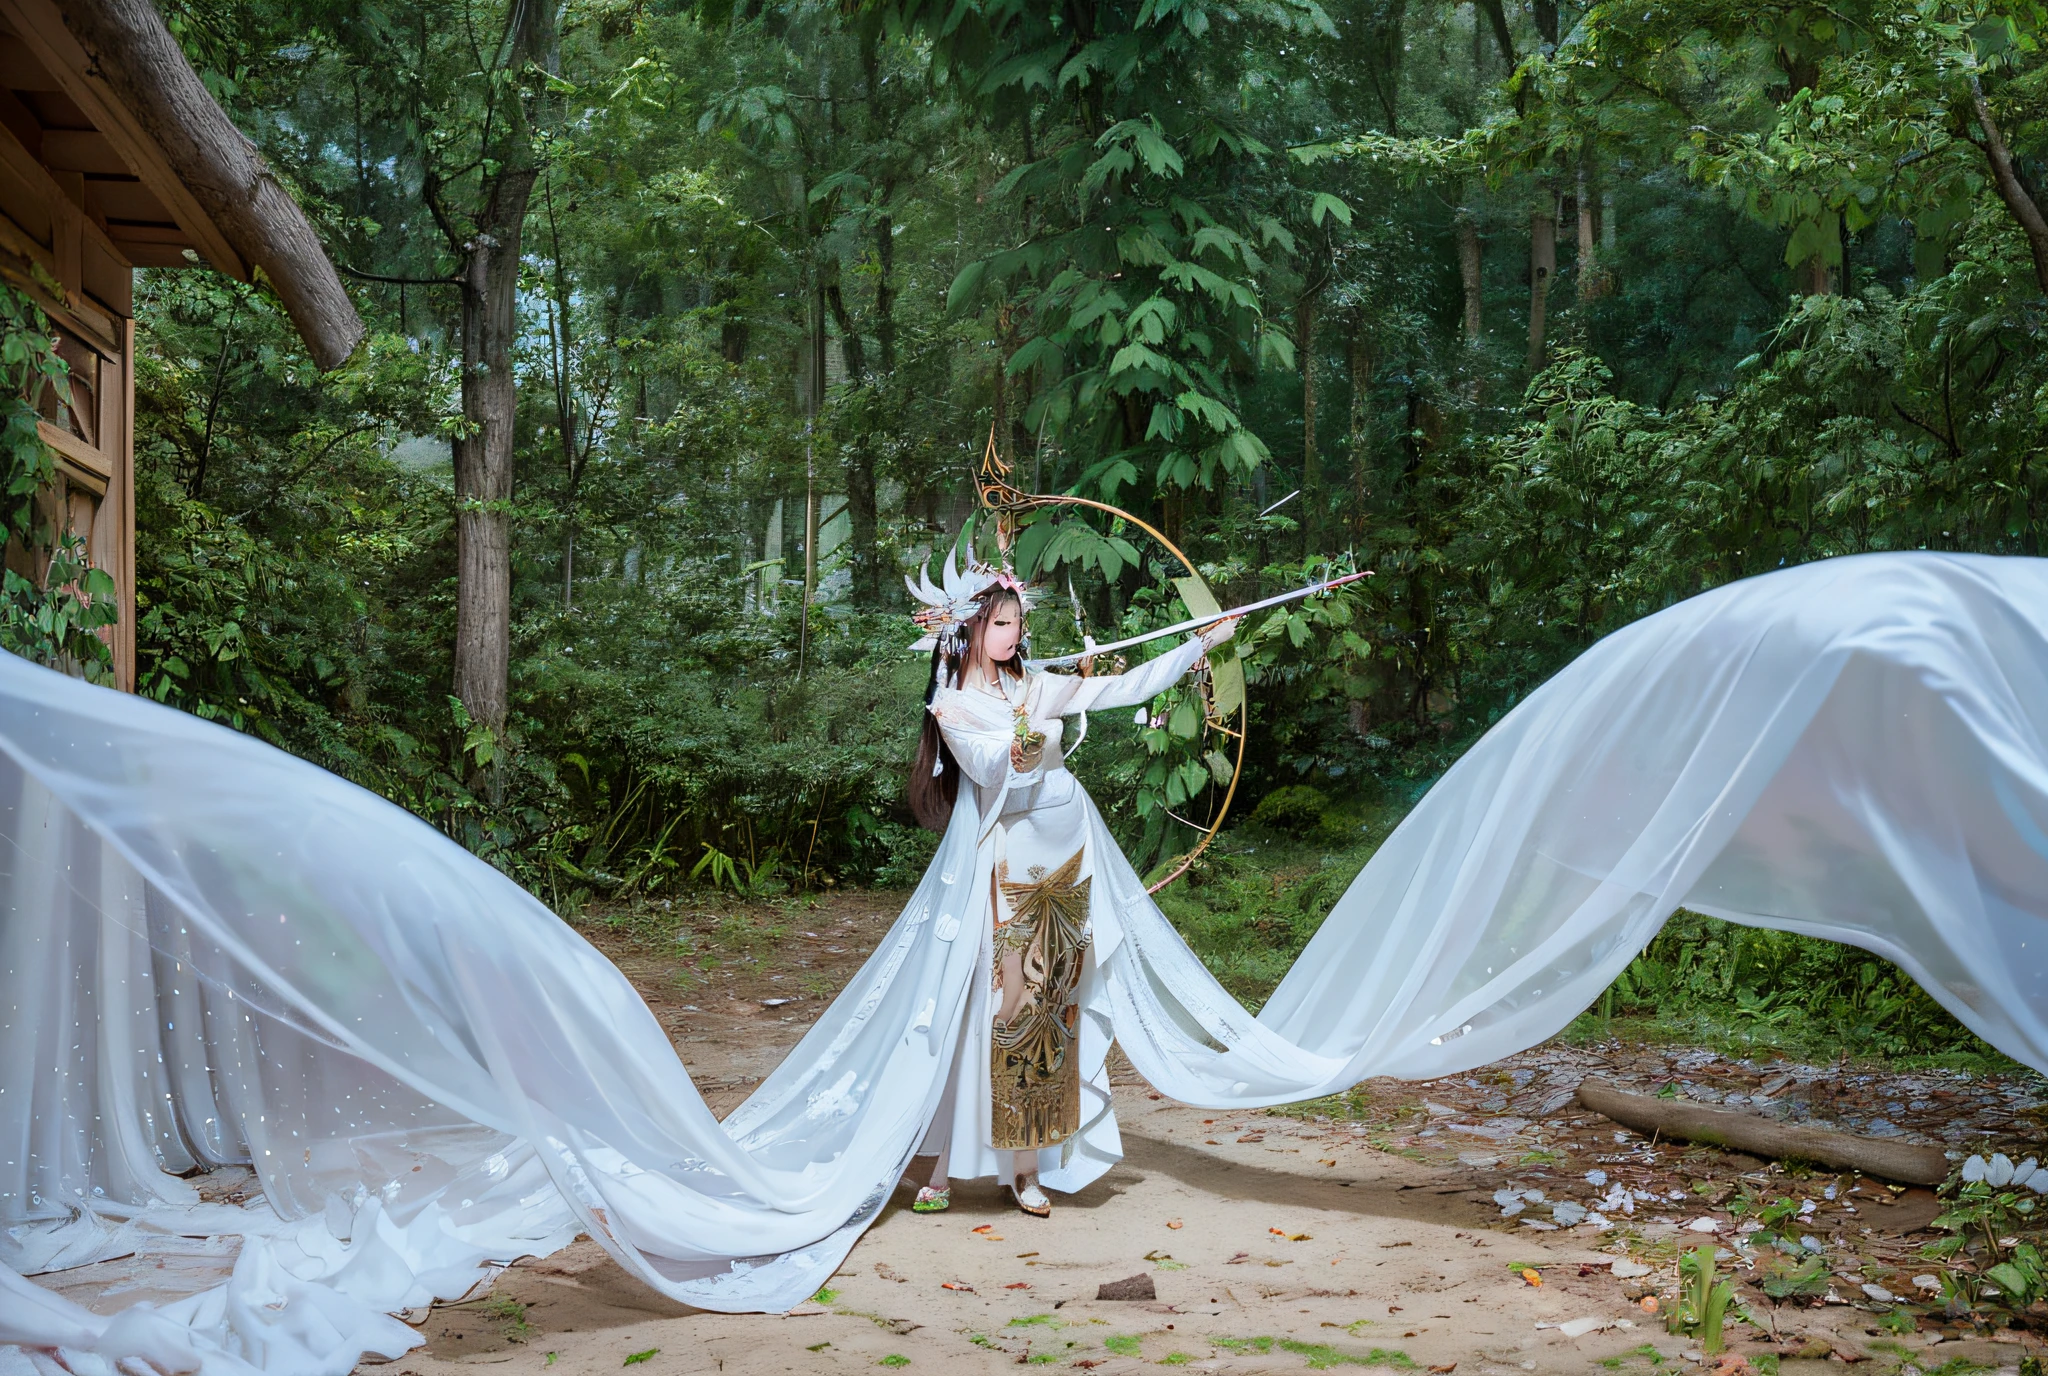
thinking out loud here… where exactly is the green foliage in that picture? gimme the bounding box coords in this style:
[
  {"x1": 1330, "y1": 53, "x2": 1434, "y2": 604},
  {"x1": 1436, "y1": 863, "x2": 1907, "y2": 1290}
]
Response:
[
  {"x1": 116, "y1": 0, "x2": 2048, "y2": 1056},
  {"x1": 1249, "y1": 784, "x2": 1329, "y2": 834},
  {"x1": 1667, "y1": 1247, "x2": 1738, "y2": 1354},
  {"x1": 1594, "y1": 909, "x2": 1996, "y2": 1061},
  {"x1": 1925, "y1": 1163, "x2": 2048, "y2": 1317},
  {"x1": 0, "y1": 284, "x2": 119, "y2": 683}
]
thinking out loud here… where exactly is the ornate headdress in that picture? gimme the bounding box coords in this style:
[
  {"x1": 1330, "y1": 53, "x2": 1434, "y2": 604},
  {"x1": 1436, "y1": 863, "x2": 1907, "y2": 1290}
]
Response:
[{"x1": 906, "y1": 546, "x2": 1033, "y2": 654}]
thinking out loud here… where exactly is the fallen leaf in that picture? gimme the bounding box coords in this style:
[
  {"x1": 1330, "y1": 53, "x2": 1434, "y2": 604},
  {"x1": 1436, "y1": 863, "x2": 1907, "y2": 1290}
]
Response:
[
  {"x1": 942, "y1": 1281, "x2": 975, "y2": 1292},
  {"x1": 1290, "y1": 1233, "x2": 1313, "y2": 1242},
  {"x1": 971, "y1": 1225, "x2": 994, "y2": 1234},
  {"x1": 1004, "y1": 1282, "x2": 1031, "y2": 1290},
  {"x1": 1320, "y1": 1159, "x2": 1337, "y2": 1167},
  {"x1": 1015, "y1": 1252, "x2": 1039, "y2": 1259},
  {"x1": 1205, "y1": 1139, "x2": 1221, "y2": 1145},
  {"x1": 1225, "y1": 1251, "x2": 1251, "y2": 1265},
  {"x1": 1166, "y1": 1219, "x2": 1183, "y2": 1230},
  {"x1": 1520, "y1": 1269, "x2": 1542, "y2": 1287},
  {"x1": 1238, "y1": 1134, "x2": 1266, "y2": 1143},
  {"x1": 1639, "y1": 1296, "x2": 1658, "y2": 1314},
  {"x1": 1270, "y1": 1227, "x2": 1288, "y2": 1236},
  {"x1": 1428, "y1": 1365, "x2": 1458, "y2": 1374}
]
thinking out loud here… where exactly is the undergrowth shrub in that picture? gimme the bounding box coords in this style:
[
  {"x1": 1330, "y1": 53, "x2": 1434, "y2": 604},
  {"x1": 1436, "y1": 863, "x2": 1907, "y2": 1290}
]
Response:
[{"x1": 1591, "y1": 909, "x2": 1996, "y2": 1064}]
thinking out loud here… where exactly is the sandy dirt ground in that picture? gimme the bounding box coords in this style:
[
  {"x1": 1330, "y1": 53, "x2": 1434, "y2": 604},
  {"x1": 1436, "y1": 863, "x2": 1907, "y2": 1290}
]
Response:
[
  {"x1": 29, "y1": 890, "x2": 2048, "y2": 1374},
  {"x1": 371, "y1": 894, "x2": 2048, "y2": 1375}
]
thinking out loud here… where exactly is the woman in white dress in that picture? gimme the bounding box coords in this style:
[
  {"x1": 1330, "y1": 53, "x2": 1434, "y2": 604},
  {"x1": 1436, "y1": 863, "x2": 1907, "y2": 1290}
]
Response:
[{"x1": 897, "y1": 556, "x2": 1237, "y2": 1217}]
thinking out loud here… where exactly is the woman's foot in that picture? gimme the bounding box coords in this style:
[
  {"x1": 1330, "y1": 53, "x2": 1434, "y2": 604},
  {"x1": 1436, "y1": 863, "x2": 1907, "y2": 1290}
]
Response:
[
  {"x1": 1007, "y1": 1174, "x2": 1051, "y2": 1217},
  {"x1": 912, "y1": 1185, "x2": 951, "y2": 1213}
]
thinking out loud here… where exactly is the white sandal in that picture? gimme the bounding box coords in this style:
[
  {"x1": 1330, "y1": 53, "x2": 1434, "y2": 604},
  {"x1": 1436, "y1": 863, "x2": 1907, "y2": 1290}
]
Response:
[{"x1": 1007, "y1": 1175, "x2": 1051, "y2": 1217}]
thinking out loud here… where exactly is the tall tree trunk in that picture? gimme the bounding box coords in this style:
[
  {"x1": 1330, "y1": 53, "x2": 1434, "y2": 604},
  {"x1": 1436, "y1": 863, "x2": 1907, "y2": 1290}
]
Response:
[
  {"x1": 1798, "y1": 230, "x2": 1838, "y2": 296},
  {"x1": 1299, "y1": 282, "x2": 1319, "y2": 548},
  {"x1": 453, "y1": 167, "x2": 537, "y2": 740},
  {"x1": 825, "y1": 272, "x2": 882, "y2": 606},
  {"x1": 1475, "y1": 0, "x2": 1515, "y2": 68},
  {"x1": 1527, "y1": 197, "x2": 1556, "y2": 374},
  {"x1": 804, "y1": 282, "x2": 824, "y2": 602},
  {"x1": 1457, "y1": 208, "x2": 1484, "y2": 346},
  {"x1": 1575, "y1": 154, "x2": 1608, "y2": 300},
  {"x1": 442, "y1": 0, "x2": 555, "y2": 745},
  {"x1": 1347, "y1": 321, "x2": 1374, "y2": 540},
  {"x1": 876, "y1": 213, "x2": 897, "y2": 374}
]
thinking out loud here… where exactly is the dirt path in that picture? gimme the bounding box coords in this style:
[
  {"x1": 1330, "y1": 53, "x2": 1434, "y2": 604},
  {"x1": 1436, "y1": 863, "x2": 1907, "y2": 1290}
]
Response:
[{"x1": 369, "y1": 894, "x2": 2048, "y2": 1376}]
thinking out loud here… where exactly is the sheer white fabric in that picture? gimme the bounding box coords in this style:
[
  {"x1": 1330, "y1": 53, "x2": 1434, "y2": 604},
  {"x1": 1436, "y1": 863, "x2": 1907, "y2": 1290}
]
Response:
[{"x1": 5, "y1": 551, "x2": 2047, "y2": 1376}]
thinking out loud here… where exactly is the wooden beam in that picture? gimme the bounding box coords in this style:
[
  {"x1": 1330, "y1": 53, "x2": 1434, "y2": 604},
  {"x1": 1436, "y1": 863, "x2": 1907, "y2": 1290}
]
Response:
[
  {"x1": 0, "y1": 115, "x2": 131, "y2": 343},
  {"x1": 113, "y1": 241, "x2": 194, "y2": 268},
  {"x1": 40, "y1": 129, "x2": 128, "y2": 174},
  {"x1": 0, "y1": 46, "x2": 57, "y2": 91},
  {"x1": 85, "y1": 178, "x2": 175, "y2": 225},
  {"x1": 8, "y1": 0, "x2": 364, "y2": 369},
  {"x1": 0, "y1": 0, "x2": 244, "y2": 281},
  {"x1": 37, "y1": 420, "x2": 111, "y2": 486}
]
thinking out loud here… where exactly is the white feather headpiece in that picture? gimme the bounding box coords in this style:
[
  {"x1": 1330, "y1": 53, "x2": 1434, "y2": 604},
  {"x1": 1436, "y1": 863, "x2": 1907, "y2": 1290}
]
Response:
[{"x1": 907, "y1": 546, "x2": 1032, "y2": 652}]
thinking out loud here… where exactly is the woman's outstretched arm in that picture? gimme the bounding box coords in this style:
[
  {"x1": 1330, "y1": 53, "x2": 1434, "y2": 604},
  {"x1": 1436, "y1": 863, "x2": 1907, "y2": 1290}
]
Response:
[{"x1": 1037, "y1": 618, "x2": 1239, "y2": 717}]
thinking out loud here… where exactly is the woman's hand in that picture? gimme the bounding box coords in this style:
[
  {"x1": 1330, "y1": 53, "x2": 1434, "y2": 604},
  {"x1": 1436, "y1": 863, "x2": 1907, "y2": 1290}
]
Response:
[{"x1": 1199, "y1": 615, "x2": 1241, "y2": 651}]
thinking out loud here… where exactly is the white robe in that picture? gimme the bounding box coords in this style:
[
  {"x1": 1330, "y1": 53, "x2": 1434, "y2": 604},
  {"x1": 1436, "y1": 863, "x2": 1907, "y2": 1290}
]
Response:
[
  {"x1": 914, "y1": 635, "x2": 1211, "y2": 1192},
  {"x1": 14, "y1": 551, "x2": 2048, "y2": 1374}
]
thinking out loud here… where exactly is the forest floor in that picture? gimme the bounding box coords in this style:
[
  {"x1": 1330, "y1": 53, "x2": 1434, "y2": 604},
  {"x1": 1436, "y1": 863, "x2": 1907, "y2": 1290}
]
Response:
[{"x1": 371, "y1": 890, "x2": 2048, "y2": 1376}]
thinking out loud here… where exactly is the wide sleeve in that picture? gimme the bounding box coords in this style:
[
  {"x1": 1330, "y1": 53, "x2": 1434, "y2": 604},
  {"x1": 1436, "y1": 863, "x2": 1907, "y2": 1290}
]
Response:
[
  {"x1": 929, "y1": 695, "x2": 1014, "y2": 789},
  {"x1": 1038, "y1": 635, "x2": 1209, "y2": 717}
]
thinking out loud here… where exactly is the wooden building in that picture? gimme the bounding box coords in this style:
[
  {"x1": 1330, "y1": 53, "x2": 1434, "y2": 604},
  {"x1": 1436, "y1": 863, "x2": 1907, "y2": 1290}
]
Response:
[{"x1": 0, "y1": 0, "x2": 360, "y2": 688}]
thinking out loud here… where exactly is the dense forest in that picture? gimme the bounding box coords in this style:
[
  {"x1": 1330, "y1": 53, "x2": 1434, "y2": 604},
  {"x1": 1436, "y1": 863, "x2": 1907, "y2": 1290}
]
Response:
[{"x1": 10, "y1": 0, "x2": 2048, "y2": 1047}]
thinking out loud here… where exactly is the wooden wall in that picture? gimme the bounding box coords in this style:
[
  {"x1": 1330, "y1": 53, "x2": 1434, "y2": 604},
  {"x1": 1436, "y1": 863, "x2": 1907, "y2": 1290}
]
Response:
[{"x1": 0, "y1": 14, "x2": 165, "y2": 692}]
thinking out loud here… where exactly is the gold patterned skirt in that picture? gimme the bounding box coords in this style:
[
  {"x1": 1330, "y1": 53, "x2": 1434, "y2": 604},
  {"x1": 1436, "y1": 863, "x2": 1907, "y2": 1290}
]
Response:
[{"x1": 988, "y1": 846, "x2": 1092, "y2": 1150}]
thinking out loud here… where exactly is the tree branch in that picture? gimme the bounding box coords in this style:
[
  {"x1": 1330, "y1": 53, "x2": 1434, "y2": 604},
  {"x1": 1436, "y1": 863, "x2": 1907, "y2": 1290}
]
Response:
[
  {"x1": 1968, "y1": 75, "x2": 2048, "y2": 294},
  {"x1": 340, "y1": 266, "x2": 462, "y2": 286}
]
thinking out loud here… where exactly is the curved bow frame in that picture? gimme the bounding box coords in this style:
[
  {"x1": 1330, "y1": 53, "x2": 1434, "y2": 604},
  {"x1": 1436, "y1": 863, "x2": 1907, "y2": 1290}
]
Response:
[{"x1": 975, "y1": 435, "x2": 1246, "y2": 895}]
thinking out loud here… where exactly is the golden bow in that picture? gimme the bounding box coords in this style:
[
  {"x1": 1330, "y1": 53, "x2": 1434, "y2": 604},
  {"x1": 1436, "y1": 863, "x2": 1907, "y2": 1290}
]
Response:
[{"x1": 974, "y1": 434, "x2": 1246, "y2": 894}]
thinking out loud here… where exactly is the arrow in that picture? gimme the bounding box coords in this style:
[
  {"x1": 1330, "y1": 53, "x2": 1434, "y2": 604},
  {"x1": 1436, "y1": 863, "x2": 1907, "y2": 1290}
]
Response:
[{"x1": 1025, "y1": 569, "x2": 1374, "y2": 670}]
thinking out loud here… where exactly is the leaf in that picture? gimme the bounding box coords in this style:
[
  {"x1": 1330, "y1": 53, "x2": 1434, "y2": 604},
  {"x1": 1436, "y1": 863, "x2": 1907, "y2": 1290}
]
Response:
[
  {"x1": 1309, "y1": 192, "x2": 1354, "y2": 227},
  {"x1": 947, "y1": 260, "x2": 989, "y2": 316},
  {"x1": 1986, "y1": 1261, "x2": 2034, "y2": 1301},
  {"x1": 1109, "y1": 341, "x2": 1174, "y2": 379}
]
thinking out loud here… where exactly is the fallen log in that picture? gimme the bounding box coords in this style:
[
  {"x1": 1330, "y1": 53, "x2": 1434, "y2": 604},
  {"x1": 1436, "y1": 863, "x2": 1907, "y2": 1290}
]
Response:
[{"x1": 1574, "y1": 1078, "x2": 1951, "y2": 1186}]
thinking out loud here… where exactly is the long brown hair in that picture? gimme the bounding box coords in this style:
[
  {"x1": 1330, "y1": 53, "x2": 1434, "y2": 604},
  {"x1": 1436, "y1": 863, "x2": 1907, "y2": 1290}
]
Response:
[{"x1": 909, "y1": 586, "x2": 1025, "y2": 831}]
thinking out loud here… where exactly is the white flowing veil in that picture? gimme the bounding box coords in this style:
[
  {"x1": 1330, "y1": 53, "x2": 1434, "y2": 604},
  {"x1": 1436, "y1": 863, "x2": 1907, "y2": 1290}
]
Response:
[{"x1": 7, "y1": 550, "x2": 2048, "y2": 1374}]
